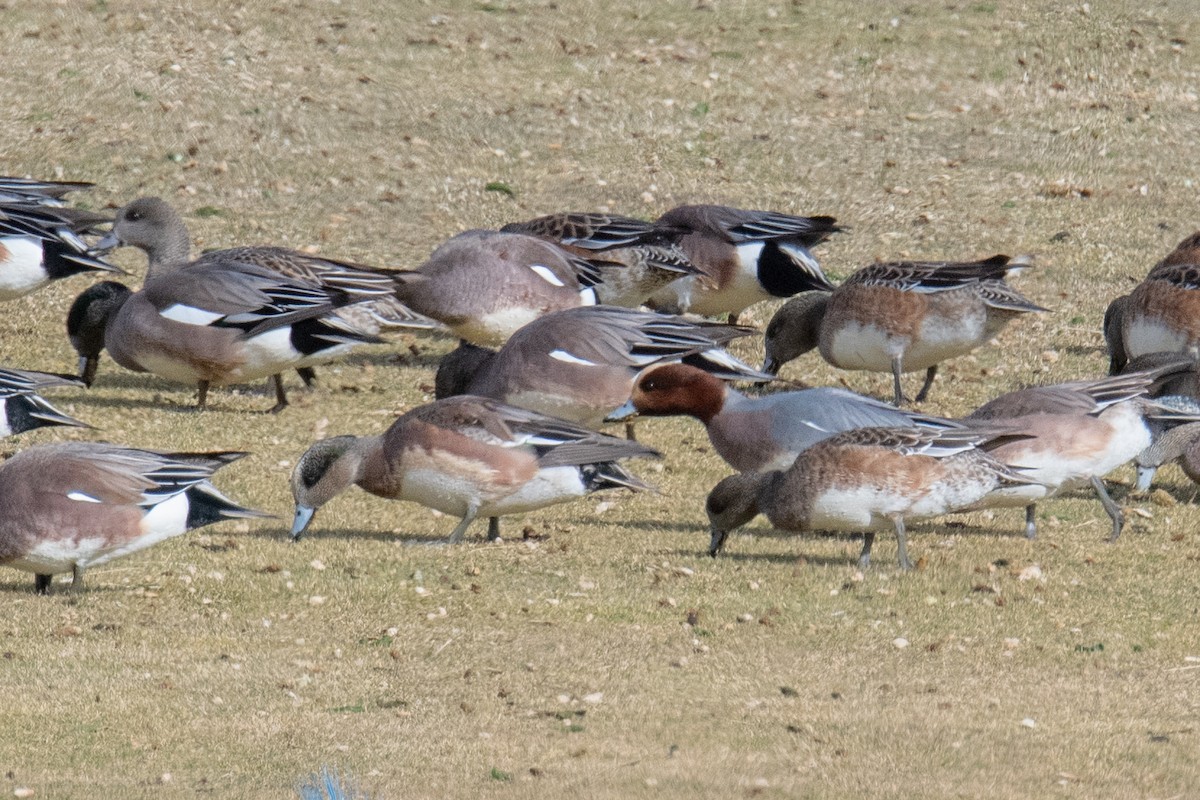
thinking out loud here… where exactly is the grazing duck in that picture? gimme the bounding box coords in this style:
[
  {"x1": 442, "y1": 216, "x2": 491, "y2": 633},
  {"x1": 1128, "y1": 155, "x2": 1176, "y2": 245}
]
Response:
[
  {"x1": 1132, "y1": 395, "x2": 1200, "y2": 492},
  {"x1": 393, "y1": 229, "x2": 604, "y2": 346},
  {"x1": 705, "y1": 426, "x2": 1038, "y2": 570},
  {"x1": 0, "y1": 445, "x2": 266, "y2": 593},
  {"x1": 434, "y1": 306, "x2": 772, "y2": 429},
  {"x1": 500, "y1": 212, "x2": 698, "y2": 308},
  {"x1": 0, "y1": 367, "x2": 89, "y2": 435},
  {"x1": 290, "y1": 396, "x2": 659, "y2": 543},
  {"x1": 1119, "y1": 233, "x2": 1200, "y2": 363},
  {"x1": 645, "y1": 204, "x2": 839, "y2": 321},
  {"x1": 0, "y1": 188, "x2": 120, "y2": 301},
  {"x1": 65, "y1": 258, "x2": 389, "y2": 412},
  {"x1": 95, "y1": 196, "x2": 435, "y2": 386},
  {"x1": 964, "y1": 365, "x2": 1200, "y2": 540},
  {"x1": 605, "y1": 363, "x2": 958, "y2": 472},
  {"x1": 762, "y1": 255, "x2": 1046, "y2": 405}
]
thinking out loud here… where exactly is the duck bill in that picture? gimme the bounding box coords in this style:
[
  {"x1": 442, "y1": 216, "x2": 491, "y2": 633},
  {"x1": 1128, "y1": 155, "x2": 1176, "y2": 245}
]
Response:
[
  {"x1": 709, "y1": 526, "x2": 730, "y2": 557},
  {"x1": 761, "y1": 356, "x2": 781, "y2": 377},
  {"x1": 1134, "y1": 464, "x2": 1157, "y2": 493},
  {"x1": 78, "y1": 355, "x2": 98, "y2": 387},
  {"x1": 91, "y1": 229, "x2": 122, "y2": 254},
  {"x1": 604, "y1": 399, "x2": 639, "y2": 423},
  {"x1": 290, "y1": 505, "x2": 316, "y2": 541}
]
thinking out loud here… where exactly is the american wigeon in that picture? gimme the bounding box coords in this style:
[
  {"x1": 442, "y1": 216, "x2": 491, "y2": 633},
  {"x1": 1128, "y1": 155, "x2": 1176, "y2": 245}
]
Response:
[
  {"x1": 290, "y1": 396, "x2": 659, "y2": 543},
  {"x1": 964, "y1": 365, "x2": 1200, "y2": 540},
  {"x1": 0, "y1": 445, "x2": 266, "y2": 593},
  {"x1": 0, "y1": 367, "x2": 89, "y2": 436},
  {"x1": 0, "y1": 195, "x2": 120, "y2": 301},
  {"x1": 762, "y1": 255, "x2": 1046, "y2": 405},
  {"x1": 1134, "y1": 417, "x2": 1200, "y2": 492},
  {"x1": 65, "y1": 258, "x2": 389, "y2": 412},
  {"x1": 95, "y1": 196, "x2": 435, "y2": 385},
  {"x1": 646, "y1": 204, "x2": 839, "y2": 320},
  {"x1": 705, "y1": 426, "x2": 1038, "y2": 570},
  {"x1": 605, "y1": 363, "x2": 958, "y2": 472},
  {"x1": 394, "y1": 229, "x2": 603, "y2": 346},
  {"x1": 1119, "y1": 232, "x2": 1200, "y2": 363},
  {"x1": 434, "y1": 306, "x2": 772, "y2": 429},
  {"x1": 500, "y1": 212, "x2": 698, "y2": 308}
]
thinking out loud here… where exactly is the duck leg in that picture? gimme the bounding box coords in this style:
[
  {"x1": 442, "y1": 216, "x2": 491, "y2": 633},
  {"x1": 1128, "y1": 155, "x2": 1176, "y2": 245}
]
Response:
[
  {"x1": 1090, "y1": 475, "x2": 1125, "y2": 541},
  {"x1": 295, "y1": 367, "x2": 318, "y2": 388},
  {"x1": 487, "y1": 517, "x2": 502, "y2": 541},
  {"x1": 857, "y1": 531, "x2": 876, "y2": 569},
  {"x1": 892, "y1": 516, "x2": 912, "y2": 571},
  {"x1": 71, "y1": 563, "x2": 85, "y2": 591},
  {"x1": 890, "y1": 356, "x2": 906, "y2": 406},
  {"x1": 914, "y1": 366, "x2": 938, "y2": 403},
  {"x1": 34, "y1": 574, "x2": 52, "y2": 595},
  {"x1": 267, "y1": 374, "x2": 289, "y2": 414},
  {"x1": 447, "y1": 507, "x2": 479, "y2": 543},
  {"x1": 1024, "y1": 504, "x2": 1038, "y2": 540},
  {"x1": 196, "y1": 380, "x2": 210, "y2": 410}
]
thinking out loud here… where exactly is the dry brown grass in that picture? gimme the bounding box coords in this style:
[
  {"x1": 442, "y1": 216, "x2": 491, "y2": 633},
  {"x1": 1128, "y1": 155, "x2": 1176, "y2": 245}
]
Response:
[{"x1": 2, "y1": 1, "x2": 1200, "y2": 797}]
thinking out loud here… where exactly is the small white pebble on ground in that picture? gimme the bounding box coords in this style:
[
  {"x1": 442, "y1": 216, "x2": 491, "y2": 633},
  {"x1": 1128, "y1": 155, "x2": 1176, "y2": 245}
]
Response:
[
  {"x1": 893, "y1": 637, "x2": 910, "y2": 649},
  {"x1": 583, "y1": 692, "x2": 604, "y2": 705},
  {"x1": 1021, "y1": 718, "x2": 1037, "y2": 729}
]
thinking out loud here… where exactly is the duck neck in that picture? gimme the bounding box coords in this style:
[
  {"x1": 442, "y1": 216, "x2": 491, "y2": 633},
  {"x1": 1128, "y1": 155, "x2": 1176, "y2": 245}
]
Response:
[
  {"x1": 1143, "y1": 421, "x2": 1200, "y2": 467},
  {"x1": 143, "y1": 208, "x2": 193, "y2": 279}
]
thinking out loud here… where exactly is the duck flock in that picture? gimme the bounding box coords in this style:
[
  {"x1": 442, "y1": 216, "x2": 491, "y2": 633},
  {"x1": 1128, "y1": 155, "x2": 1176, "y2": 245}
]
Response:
[{"x1": 2, "y1": 175, "x2": 1200, "y2": 592}]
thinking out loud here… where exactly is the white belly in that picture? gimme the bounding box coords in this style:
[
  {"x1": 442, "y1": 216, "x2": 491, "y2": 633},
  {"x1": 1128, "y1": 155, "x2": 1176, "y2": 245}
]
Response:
[{"x1": 1125, "y1": 318, "x2": 1193, "y2": 359}]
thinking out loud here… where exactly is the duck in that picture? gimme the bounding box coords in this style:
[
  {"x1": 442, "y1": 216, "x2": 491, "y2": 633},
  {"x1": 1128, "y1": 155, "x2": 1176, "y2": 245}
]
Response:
[
  {"x1": 500, "y1": 211, "x2": 698, "y2": 308},
  {"x1": 393, "y1": 229, "x2": 604, "y2": 346},
  {"x1": 93, "y1": 196, "x2": 435, "y2": 386},
  {"x1": 1118, "y1": 232, "x2": 1200, "y2": 363},
  {"x1": 290, "y1": 395, "x2": 660, "y2": 543},
  {"x1": 0, "y1": 367, "x2": 89, "y2": 436},
  {"x1": 1131, "y1": 395, "x2": 1200, "y2": 492},
  {"x1": 761, "y1": 255, "x2": 1046, "y2": 405},
  {"x1": 434, "y1": 305, "x2": 773, "y2": 430},
  {"x1": 65, "y1": 258, "x2": 389, "y2": 412},
  {"x1": 0, "y1": 445, "x2": 266, "y2": 593},
  {"x1": 963, "y1": 364, "x2": 1200, "y2": 540},
  {"x1": 705, "y1": 426, "x2": 1038, "y2": 570},
  {"x1": 0, "y1": 188, "x2": 121, "y2": 301},
  {"x1": 645, "y1": 204, "x2": 839, "y2": 321},
  {"x1": 604, "y1": 362, "x2": 958, "y2": 472}
]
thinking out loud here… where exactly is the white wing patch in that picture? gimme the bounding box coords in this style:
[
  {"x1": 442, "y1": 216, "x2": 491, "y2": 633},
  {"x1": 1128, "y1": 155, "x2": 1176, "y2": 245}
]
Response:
[
  {"x1": 67, "y1": 491, "x2": 104, "y2": 504},
  {"x1": 529, "y1": 264, "x2": 566, "y2": 287},
  {"x1": 549, "y1": 349, "x2": 598, "y2": 367},
  {"x1": 159, "y1": 304, "x2": 224, "y2": 326}
]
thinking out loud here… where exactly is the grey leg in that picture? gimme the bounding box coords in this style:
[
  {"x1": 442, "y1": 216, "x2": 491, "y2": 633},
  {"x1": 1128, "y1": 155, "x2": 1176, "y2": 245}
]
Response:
[
  {"x1": 1024, "y1": 504, "x2": 1038, "y2": 540},
  {"x1": 857, "y1": 531, "x2": 876, "y2": 569},
  {"x1": 890, "y1": 355, "x2": 905, "y2": 406},
  {"x1": 487, "y1": 517, "x2": 502, "y2": 541},
  {"x1": 196, "y1": 380, "x2": 210, "y2": 410},
  {"x1": 296, "y1": 366, "x2": 318, "y2": 388},
  {"x1": 1090, "y1": 475, "x2": 1125, "y2": 542},
  {"x1": 34, "y1": 574, "x2": 51, "y2": 595},
  {"x1": 914, "y1": 365, "x2": 938, "y2": 403},
  {"x1": 624, "y1": 420, "x2": 637, "y2": 442},
  {"x1": 71, "y1": 563, "x2": 84, "y2": 591},
  {"x1": 447, "y1": 509, "x2": 478, "y2": 543},
  {"x1": 268, "y1": 374, "x2": 289, "y2": 414},
  {"x1": 893, "y1": 517, "x2": 912, "y2": 571}
]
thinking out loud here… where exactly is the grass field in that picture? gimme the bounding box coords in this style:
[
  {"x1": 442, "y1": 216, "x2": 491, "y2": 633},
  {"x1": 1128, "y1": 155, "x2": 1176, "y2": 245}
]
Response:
[{"x1": 2, "y1": 1, "x2": 1200, "y2": 797}]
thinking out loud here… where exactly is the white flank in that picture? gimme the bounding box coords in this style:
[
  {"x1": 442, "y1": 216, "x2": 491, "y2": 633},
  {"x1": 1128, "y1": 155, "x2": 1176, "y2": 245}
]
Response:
[
  {"x1": 482, "y1": 465, "x2": 586, "y2": 516},
  {"x1": 1125, "y1": 318, "x2": 1191, "y2": 360},
  {"x1": 159, "y1": 303, "x2": 225, "y2": 326},
  {"x1": 824, "y1": 321, "x2": 905, "y2": 372},
  {"x1": 66, "y1": 491, "x2": 103, "y2": 503},
  {"x1": 529, "y1": 264, "x2": 566, "y2": 287},
  {"x1": 549, "y1": 349, "x2": 598, "y2": 367},
  {"x1": 683, "y1": 242, "x2": 771, "y2": 316},
  {"x1": 808, "y1": 483, "x2": 904, "y2": 531},
  {"x1": 0, "y1": 237, "x2": 50, "y2": 300}
]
